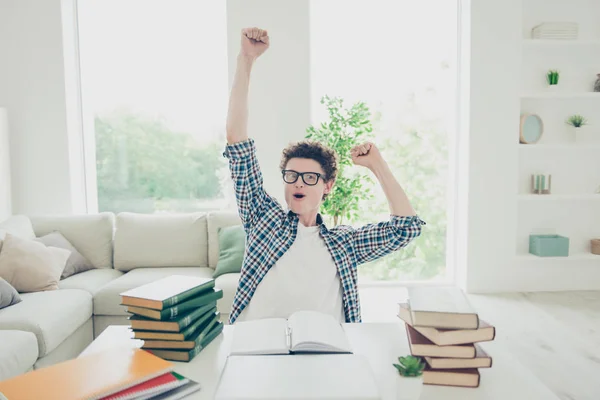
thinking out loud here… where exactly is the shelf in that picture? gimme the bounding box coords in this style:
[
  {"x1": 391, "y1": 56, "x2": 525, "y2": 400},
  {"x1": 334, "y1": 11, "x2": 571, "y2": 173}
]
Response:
[
  {"x1": 521, "y1": 92, "x2": 600, "y2": 99},
  {"x1": 518, "y1": 253, "x2": 600, "y2": 261},
  {"x1": 518, "y1": 143, "x2": 600, "y2": 149},
  {"x1": 518, "y1": 194, "x2": 600, "y2": 201},
  {"x1": 522, "y1": 39, "x2": 600, "y2": 46}
]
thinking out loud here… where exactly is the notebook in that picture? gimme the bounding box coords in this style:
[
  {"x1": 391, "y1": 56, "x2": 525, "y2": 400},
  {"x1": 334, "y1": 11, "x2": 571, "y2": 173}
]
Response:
[
  {"x1": 0, "y1": 348, "x2": 173, "y2": 400},
  {"x1": 214, "y1": 354, "x2": 381, "y2": 400},
  {"x1": 100, "y1": 372, "x2": 188, "y2": 400},
  {"x1": 230, "y1": 310, "x2": 352, "y2": 355}
]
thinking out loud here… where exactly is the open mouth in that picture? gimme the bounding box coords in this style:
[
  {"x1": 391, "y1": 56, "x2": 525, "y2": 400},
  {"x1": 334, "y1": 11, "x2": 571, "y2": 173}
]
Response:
[{"x1": 293, "y1": 193, "x2": 306, "y2": 200}]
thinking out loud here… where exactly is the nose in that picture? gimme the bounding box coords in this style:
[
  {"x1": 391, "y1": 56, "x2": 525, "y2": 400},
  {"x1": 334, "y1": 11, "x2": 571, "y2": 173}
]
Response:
[{"x1": 294, "y1": 180, "x2": 304, "y2": 188}]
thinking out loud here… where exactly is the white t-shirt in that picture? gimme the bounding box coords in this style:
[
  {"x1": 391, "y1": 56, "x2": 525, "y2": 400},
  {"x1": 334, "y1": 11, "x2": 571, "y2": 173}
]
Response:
[{"x1": 236, "y1": 222, "x2": 345, "y2": 323}]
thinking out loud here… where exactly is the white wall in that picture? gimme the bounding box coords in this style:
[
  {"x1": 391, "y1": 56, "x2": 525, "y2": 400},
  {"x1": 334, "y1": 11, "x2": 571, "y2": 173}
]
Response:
[
  {"x1": 0, "y1": 109, "x2": 11, "y2": 220},
  {"x1": 461, "y1": 0, "x2": 600, "y2": 292},
  {"x1": 226, "y1": 0, "x2": 312, "y2": 204},
  {"x1": 0, "y1": 0, "x2": 82, "y2": 215},
  {"x1": 457, "y1": 0, "x2": 522, "y2": 292}
]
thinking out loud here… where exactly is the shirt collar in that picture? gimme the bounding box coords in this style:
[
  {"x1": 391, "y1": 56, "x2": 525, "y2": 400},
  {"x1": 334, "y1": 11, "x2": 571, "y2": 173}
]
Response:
[{"x1": 285, "y1": 209, "x2": 329, "y2": 232}]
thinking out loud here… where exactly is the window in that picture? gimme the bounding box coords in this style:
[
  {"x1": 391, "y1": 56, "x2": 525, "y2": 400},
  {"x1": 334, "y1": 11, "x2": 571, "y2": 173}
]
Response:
[
  {"x1": 310, "y1": 0, "x2": 458, "y2": 282},
  {"x1": 77, "y1": 0, "x2": 232, "y2": 214}
]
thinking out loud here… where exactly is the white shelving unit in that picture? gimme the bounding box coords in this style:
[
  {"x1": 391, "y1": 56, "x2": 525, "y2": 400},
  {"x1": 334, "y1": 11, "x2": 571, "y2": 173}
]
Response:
[
  {"x1": 521, "y1": 92, "x2": 600, "y2": 99},
  {"x1": 518, "y1": 1, "x2": 600, "y2": 263},
  {"x1": 522, "y1": 39, "x2": 600, "y2": 46},
  {"x1": 518, "y1": 194, "x2": 600, "y2": 201}
]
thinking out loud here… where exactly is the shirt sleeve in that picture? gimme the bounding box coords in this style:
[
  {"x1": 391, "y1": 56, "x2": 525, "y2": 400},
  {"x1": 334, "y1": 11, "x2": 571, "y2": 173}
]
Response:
[
  {"x1": 352, "y1": 214, "x2": 426, "y2": 265},
  {"x1": 222, "y1": 138, "x2": 281, "y2": 230}
]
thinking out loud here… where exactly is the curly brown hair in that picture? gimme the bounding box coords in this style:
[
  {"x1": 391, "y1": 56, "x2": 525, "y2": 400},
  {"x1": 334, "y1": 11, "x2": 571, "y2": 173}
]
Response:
[{"x1": 279, "y1": 140, "x2": 338, "y2": 199}]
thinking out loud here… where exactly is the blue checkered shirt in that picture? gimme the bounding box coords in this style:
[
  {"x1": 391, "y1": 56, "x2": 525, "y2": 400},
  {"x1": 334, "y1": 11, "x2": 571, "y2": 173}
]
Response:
[{"x1": 223, "y1": 139, "x2": 426, "y2": 324}]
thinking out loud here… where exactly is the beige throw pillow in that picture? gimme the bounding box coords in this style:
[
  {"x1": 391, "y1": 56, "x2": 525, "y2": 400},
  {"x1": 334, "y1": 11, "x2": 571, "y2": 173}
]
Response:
[{"x1": 0, "y1": 233, "x2": 71, "y2": 292}]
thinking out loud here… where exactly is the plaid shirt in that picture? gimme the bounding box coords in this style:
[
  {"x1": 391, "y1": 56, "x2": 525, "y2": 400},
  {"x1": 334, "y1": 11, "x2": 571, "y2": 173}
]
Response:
[{"x1": 223, "y1": 139, "x2": 426, "y2": 325}]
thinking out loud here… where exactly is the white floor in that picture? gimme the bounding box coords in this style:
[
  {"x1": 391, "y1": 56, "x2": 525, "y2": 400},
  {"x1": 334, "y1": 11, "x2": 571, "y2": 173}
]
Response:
[{"x1": 359, "y1": 287, "x2": 600, "y2": 400}]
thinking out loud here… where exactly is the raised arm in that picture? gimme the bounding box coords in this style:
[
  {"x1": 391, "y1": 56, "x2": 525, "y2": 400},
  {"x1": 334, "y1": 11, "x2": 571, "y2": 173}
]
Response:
[
  {"x1": 226, "y1": 27, "x2": 270, "y2": 144},
  {"x1": 349, "y1": 142, "x2": 425, "y2": 264},
  {"x1": 223, "y1": 28, "x2": 283, "y2": 230}
]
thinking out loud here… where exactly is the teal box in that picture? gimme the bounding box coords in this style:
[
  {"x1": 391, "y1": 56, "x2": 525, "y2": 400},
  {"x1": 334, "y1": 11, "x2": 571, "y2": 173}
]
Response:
[{"x1": 529, "y1": 234, "x2": 569, "y2": 257}]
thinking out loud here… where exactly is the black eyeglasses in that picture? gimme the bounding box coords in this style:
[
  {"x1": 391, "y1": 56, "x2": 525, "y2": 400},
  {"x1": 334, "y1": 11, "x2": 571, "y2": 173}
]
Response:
[{"x1": 282, "y1": 170, "x2": 322, "y2": 186}]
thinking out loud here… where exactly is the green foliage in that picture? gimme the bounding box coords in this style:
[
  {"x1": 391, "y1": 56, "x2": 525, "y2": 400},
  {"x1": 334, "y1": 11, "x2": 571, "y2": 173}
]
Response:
[
  {"x1": 393, "y1": 355, "x2": 425, "y2": 377},
  {"x1": 566, "y1": 114, "x2": 588, "y2": 127},
  {"x1": 546, "y1": 69, "x2": 559, "y2": 85},
  {"x1": 305, "y1": 95, "x2": 375, "y2": 225},
  {"x1": 95, "y1": 110, "x2": 224, "y2": 213}
]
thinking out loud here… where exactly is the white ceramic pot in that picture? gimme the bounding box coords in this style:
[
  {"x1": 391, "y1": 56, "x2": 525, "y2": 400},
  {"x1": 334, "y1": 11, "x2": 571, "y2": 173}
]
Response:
[
  {"x1": 573, "y1": 125, "x2": 590, "y2": 143},
  {"x1": 395, "y1": 375, "x2": 424, "y2": 400}
]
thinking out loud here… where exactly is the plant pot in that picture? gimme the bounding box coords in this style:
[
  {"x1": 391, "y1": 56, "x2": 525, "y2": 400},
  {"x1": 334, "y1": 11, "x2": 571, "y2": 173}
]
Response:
[
  {"x1": 546, "y1": 84, "x2": 558, "y2": 91},
  {"x1": 573, "y1": 125, "x2": 591, "y2": 143},
  {"x1": 396, "y1": 375, "x2": 423, "y2": 400}
]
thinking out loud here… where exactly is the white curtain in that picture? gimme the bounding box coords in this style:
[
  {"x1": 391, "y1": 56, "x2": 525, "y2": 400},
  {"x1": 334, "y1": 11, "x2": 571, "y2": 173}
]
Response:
[{"x1": 0, "y1": 108, "x2": 11, "y2": 220}]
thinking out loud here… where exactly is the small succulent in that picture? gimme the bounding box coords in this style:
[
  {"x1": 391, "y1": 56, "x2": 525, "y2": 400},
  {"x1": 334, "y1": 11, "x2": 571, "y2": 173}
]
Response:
[
  {"x1": 393, "y1": 355, "x2": 425, "y2": 377},
  {"x1": 546, "y1": 70, "x2": 559, "y2": 85},
  {"x1": 566, "y1": 114, "x2": 588, "y2": 128}
]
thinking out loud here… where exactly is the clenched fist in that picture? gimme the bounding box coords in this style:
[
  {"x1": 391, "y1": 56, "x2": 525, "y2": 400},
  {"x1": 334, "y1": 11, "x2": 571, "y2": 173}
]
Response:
[
  {"x1": 241, "y1": 27, "x2": 270, "y2": 59},
  {"x1": 351, "y1": 142, "x2": 384, "y2": 170}
]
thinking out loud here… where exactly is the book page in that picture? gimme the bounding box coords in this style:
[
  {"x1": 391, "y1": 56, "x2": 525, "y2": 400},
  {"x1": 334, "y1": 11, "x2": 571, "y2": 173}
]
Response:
[
  {"x1": 407, "y1": 286, "x2": 475, "y2": 314},
  {"x1": 229, "y1": 318, "x2": 290, "y2": 355},
  {"x1": 288, "y1": 310, "x2": 352, "y2": 353}
]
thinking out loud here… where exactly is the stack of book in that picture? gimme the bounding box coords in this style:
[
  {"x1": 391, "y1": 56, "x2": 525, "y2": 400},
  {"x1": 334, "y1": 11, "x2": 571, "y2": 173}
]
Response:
[
  {"x1": 531, "y1": 22, "x2": 579, "y2": 40},
  {"x1": 398, "y1": 286, "x2": 496, "y2": 388},
  {"x1": 120, "y1": 275, "x2": 225, "y2": 362},
  {"x1": 0, "y1": 347, "x2": 202, "y2": 399}
]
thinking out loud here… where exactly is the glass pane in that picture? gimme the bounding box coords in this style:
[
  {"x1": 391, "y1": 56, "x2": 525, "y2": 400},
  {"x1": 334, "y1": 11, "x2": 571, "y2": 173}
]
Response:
[
  {"x1": 77, "y1": 0, "x2": 233, "y2": 214},
  {"x1": 310, "y1": 0, "x2": 457, "y2": 281}
]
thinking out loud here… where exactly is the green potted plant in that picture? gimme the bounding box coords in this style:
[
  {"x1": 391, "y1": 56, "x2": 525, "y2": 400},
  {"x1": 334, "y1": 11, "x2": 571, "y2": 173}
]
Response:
[
  {"x1": 546, "y1": 69, "x2": 559, "y2": 89},
  {"x1": 565, "y1": 114, "x2": 589, "y2": 142},
  {"x1": 305, "y1": 95, "x2": 374, "y2": 226},
  {"x1": 393, "y1": 355, "x2": 425, "y2": 400}
]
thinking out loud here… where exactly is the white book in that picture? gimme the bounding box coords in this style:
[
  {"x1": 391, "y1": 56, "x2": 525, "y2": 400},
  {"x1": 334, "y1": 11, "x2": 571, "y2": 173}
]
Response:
[
  {"x1": 407, "y1": 286, "x2": 479, "y2": 329},
  {"x1": 214, "y1": 354, "x2": 381, "y2": 400},
  {"x1": 230, "y1": 310, "x2": 352, "y2": 355}
]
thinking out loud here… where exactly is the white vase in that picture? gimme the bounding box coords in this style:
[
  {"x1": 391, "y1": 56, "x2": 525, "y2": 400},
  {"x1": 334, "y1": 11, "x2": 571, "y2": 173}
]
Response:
[
  {"x1": 396, "y1": 375, "x2": 423, "y2": 400},
  {"x1": 573, "y1": 126, "x2": 590, "y2": 143}
]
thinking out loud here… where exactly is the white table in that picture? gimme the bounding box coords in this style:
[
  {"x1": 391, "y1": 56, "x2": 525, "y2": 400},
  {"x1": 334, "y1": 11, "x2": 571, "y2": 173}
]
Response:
[{"x1": 79, "y1": 322, "x2": 559, "y2": 400}]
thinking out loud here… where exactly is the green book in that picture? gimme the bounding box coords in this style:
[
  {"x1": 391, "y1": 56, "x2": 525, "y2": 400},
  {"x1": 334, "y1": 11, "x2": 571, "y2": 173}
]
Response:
[
  {"x1": 129, "y1": 302, "x2": 215, "y2": 332},
  {"x1": 148, "y1": 322, "x2": 224, "y2": 362},
  {"x1": 120, "y1": 275, "x2": 215, "y2": 310},
  {"x1": 132, "y1": 307, "x2": 218, "y2": 341},
  {"x1": 142, "y1": 312, "x2": 220, "y2": 350},
  {"x1": 126, "y1": 288, "x2": 223, "y2": 320}
]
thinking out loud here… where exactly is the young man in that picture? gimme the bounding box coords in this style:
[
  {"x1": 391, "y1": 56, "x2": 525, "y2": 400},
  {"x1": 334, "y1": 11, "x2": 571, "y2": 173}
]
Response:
[{"x1": 223, "y1": 27, "x2": 425, "y2": 324}]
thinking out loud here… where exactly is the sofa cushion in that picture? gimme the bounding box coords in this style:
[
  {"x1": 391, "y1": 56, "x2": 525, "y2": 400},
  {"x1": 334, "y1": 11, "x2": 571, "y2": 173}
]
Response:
[
  {"x1": 59, "y1": 268, "x2": 124, "y2": 295},
  {"x1": 113, "y1": 212, "x2": 208, "y2": 272},
  {"x1": 0, "y1": 330, "x2": 38, "y2": 381},
  {"x1": 0, "y1": 278, "x2": 21, "y2": 309},
  {"x1": 215, "y1": 272, "x2": 240, "y2": 316},
  {"x1": 0, "y1": 233, "x2": 71, "y2": 292},
  {"x1": 0, "y1": 289, "x2": 92, "y2": 356},
  {"x1": 207, "y1": 211, "x2": 242, "y2": 269},
  {"x1": 29, "y1": 213, "x2": 115, "y2": 269},
  {"x1": 213, "y1": 225, "x2": 245, "y2": 279},
  {"x1": 35, "y1": 231, "x2": 95, "y2": 279},
  {"x1": 94, "y1": 267, "x2": 215, "y2": 316},
  {"x1": 0, "y1": 215, "x2": 36, "y2": 241}
]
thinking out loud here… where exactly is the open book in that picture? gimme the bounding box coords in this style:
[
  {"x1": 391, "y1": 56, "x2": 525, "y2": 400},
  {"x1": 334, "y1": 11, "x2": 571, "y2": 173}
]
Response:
[{"x1": 230, "y1": 310, "x2": 352, "y2": 355}]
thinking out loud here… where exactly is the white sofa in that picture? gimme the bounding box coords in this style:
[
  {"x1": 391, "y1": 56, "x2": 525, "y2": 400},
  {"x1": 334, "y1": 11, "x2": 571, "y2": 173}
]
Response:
[{"x1": 0, "y1": 210, "x2": 243, "y2": 381}]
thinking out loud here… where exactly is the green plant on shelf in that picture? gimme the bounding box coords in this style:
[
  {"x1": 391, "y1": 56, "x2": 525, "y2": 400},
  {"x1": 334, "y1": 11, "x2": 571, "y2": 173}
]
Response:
[
  {"x1": 546, "y1": 69, "x2": 560, "y2": 85},
  {"x1": 393, "y1": 355, "x2": 426, "y2": 377},
  {"x1": 566, "y1": 114, "x2": 588, "y2": 128}
]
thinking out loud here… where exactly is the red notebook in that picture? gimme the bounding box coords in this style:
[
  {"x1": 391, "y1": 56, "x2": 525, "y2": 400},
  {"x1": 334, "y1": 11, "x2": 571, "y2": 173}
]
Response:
[{"x1": 100, "y1": 371, "x2": 188, "y2": 400}]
